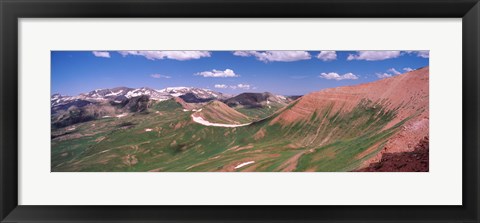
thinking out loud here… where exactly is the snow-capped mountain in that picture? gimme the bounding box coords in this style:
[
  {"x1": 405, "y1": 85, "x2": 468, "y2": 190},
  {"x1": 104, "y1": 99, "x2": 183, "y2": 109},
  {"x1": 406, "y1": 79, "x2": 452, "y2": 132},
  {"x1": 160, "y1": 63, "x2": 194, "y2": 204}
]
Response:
[
  {"x1": 51, "y1": 86, "x2": 227, "y2": 108},
  {"x1": 51, "y1": 87, "x2": 135, "y2": 108},
  {"x1": 50, "y1": 94, "x2": 92, "y2": 113},
  {"x1": 158, "y1": 87, "x2": 228, "y2": 102},
  {"x1": 80, "y1": 87, "x2": 171, "y2": 101},
  {"x1": 123, "y1": 87, "x2": 171, "y2": 101},
  {"x1": 82, "y1": 87, "x2": 133, "y2": 99}
]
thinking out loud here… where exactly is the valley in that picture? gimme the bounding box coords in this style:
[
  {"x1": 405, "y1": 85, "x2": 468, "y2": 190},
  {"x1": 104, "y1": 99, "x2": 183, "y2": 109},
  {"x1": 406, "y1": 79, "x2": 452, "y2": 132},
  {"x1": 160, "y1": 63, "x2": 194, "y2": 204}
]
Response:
[{"x1": 51, "y1": 67, "x2": 429, "y2": 172}]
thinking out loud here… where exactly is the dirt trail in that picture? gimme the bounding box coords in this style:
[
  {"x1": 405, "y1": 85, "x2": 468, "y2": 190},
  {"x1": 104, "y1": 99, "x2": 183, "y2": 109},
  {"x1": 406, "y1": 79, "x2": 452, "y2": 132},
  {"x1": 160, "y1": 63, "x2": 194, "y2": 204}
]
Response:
[{"x1": 276, "y1": 151, "x2": 306, "y2": 172}]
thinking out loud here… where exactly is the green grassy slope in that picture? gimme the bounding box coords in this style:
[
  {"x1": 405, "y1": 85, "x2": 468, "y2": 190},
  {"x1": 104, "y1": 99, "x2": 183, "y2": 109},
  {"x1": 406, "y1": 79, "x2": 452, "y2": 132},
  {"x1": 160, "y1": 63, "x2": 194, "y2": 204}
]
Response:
[
  {"x1": 234, "y1": 102, "x2": 285, "y2": 120},
  {"x1": 51, "y1": 97, "x2": 419, "y2": 172}
]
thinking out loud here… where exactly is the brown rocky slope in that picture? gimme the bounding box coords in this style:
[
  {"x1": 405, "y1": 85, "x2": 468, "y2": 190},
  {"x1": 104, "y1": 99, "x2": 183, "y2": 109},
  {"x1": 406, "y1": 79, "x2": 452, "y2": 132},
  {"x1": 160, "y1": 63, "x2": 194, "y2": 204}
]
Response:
[{"x1": 266, "y1": 66, "x2": 429, "y2": 171}]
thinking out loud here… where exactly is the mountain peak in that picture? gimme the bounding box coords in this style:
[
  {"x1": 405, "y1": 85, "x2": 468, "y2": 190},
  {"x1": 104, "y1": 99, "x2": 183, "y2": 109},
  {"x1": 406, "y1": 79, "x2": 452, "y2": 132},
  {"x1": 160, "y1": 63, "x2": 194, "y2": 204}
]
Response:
[
  {"x1": 192, "y1": 100, "x2": 251, "y2": 125},
  {"x1": 264, "y1": 66, "x2": 429, "y2": 169},
  {"x1": 272, "y1": 66, "x2": 429, "y2": 126},
  {"x1": 223, "y1": 91, "x2": 290, "y2": 108}
]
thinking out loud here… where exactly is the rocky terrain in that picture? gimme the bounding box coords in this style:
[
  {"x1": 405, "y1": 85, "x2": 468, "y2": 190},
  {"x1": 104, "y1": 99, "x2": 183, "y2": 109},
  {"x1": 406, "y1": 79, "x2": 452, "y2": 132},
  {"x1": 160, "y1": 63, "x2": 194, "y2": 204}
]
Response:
[
  {"x1": 265, "y1": 66, "x2": 429, "y2": 170},
  {"x1": 356, "y1": 137, "x2": 429, "y2": 172}
]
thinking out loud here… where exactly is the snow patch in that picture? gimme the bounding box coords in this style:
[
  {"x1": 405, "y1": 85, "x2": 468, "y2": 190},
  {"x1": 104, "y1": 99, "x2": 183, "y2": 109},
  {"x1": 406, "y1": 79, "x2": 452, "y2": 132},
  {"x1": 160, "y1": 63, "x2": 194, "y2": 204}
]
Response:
[
  {"x1": 125, "y1": 90, "x2": 142, "y2": 98},
  {"x1": 105, "y1": 90, "x2": 123, "y2": 96},
  {"x1": 234, "y1": 161, "x2": 255, "y2": 169},
  {"x1": 191, "y1": 115, "x2": 251, "y2": 128},
  {"x1": 116, "y1": 113, "x2": 128, "y2": 118}
]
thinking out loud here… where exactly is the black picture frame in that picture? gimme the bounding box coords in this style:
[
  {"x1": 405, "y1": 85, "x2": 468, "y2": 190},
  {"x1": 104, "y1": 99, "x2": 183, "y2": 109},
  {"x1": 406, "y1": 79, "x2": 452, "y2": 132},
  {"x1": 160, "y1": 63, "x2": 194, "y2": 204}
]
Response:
[{"x1": 1, "y1": 0, "x2": 479, "y2": 222}]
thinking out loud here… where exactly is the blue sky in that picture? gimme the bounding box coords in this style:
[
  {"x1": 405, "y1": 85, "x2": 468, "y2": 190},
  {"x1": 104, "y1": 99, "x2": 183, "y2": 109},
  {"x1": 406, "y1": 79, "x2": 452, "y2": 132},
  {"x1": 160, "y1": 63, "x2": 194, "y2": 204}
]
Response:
[{"x1": 51, "y1": 50, "x2": 429, "y2": 96}]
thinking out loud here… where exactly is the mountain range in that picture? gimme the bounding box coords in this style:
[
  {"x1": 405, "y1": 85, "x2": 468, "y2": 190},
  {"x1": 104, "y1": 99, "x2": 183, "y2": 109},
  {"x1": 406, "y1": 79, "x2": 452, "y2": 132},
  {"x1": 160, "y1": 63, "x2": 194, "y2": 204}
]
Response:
[
  {"x1": 51, "y1": 66, "x2": 429, "y2": 172},
  {"x1": 51, "y1": 86, "x2": 294, "y2": 127},
  {"x1": 51, "y1": 86, "x2": 295, "y2": 110},
  {"x1": 52, "y1": 86, "x2": 224, "y2": 108}
]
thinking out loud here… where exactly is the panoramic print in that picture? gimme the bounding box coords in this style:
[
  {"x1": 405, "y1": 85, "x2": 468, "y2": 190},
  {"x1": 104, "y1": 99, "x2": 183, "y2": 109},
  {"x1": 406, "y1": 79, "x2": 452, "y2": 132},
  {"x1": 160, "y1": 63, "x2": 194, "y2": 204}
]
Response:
[{"x1": 51, "y1": 50, "x2": 429, "y2": 172}]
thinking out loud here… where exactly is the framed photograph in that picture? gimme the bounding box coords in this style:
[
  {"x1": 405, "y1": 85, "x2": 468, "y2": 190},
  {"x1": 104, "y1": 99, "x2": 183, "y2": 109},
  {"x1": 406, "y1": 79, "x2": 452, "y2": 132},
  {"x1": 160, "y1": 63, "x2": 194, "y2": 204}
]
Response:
[{"x1": 1, "y1": 0, "x2": 479, "y2": 222}]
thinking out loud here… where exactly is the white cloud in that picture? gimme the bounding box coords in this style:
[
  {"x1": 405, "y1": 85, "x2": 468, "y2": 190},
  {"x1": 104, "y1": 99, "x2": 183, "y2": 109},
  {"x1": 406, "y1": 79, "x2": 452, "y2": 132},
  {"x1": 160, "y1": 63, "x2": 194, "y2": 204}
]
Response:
[
  {"x1": 376, "y1": 68, "x2": 403, "y2": 79},
  {"x1": 376, "y1": 73, "x2": 393, "y2": 79},
  {"x1": 230, "y1": 84, "x2": 251, "y2": 90},
  {"x1": 92, "y1": 51, "x2": 110, "y2": 58},
  {"x1": 319, "y1": 72, "x2": 358, "y2": 80},
  {"x1": 237, "y1": 84, "x2": 250, "y2": 89},
  {"x1": 232, "y1": 51, "x2": 311, "y2": 62},
  {"x1": 375, "y1": 67, "x2": 413, "y2": 79},
  {"x1": 232, "y1": 51, "x2": 253, "y2": 57},
  {"x1": 316, "y1": 51, "x2": 337, "y2": 61},
  {"x1": 416, "y1": 51, "x2": 429, "y2": 58},
  {"x1": 347, "y1": 51, "x2": 401, "y2": 61},
  {"x1": 387, "y1": 68, "x2": 401, "y2": 75},
  {"x1": 150, "y1": 74, "x2": 171, "y2": 79},
  {"x1": 195, "y1": 69, "x2": 238, "y2": 78},
  {"x1": 118, "y1": 51, "x2": 211, "y2": 61},
  {"x1": 403, "y1": 67, "x2": 414, "y2": 72},
  {"x1": 214, "y1": 84, "x2": 228, "y2": 89},
  {"x1": 404, "y1": 51, "x2": 429, "y2": 58}
]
